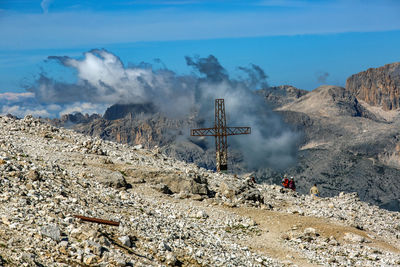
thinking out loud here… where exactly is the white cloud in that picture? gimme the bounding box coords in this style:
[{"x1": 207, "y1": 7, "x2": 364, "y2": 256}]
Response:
[
  {"x1": 59, "y1": 102, "x2": 108, "y2": 117},
  {"x1": 0, "y1": 92, "x2": 34, "y2": 101},
  {"x1": 35, "y1": 49, "x2": 196, "y2": 118},
  {"x1": 47, "y1": 104, "x2": 62, "y2": 111},
  {"x1": 1, "y1": 105, "x2": 51, "y2": 118},
  {"x1": 41, "y1": 0, "x2": 53, "y2": 14},
  {"x1": 0, "y1": 99, "x2": 104, "y2": 119}
]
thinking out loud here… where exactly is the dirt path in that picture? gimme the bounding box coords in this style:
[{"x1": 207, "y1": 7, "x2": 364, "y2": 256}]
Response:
[
  {"x1": 232, "y1": 208, "x2": 320, "y2": 266},
  {"x1": 229, "y1": 207, "x2": 400, "y2": 266}
]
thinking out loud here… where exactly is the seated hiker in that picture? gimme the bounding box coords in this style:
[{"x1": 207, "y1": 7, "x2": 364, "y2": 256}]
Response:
[
  {"x1": 282, "y1": 175, "x2": 289, "y2": 188},
  {"x1": 288, "y1": 177, "x2": 296, "y2": 191},
  {"x1": 310, "y1": 183, "x2": 319, "y2": 197}
]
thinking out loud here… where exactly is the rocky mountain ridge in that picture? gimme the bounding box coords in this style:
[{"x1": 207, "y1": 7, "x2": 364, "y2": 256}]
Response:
[
  {"x1": 277, "y1": 85, "x2": 378, "y2": 119},
  {"x1": 51, "y1": 113, "x2": 101, "y2": 128},
  {"x1": 103, "y1": 103, "x2": 157, "y2": 121},
  {"x1": 256, "y1": 85, "x2": 309, "y2": 109},
  {"x1": 1, "y1": 115, "x2": 400, "y2": 266},
  {"x1": 346, "y1": 62, "x2": 400, "y2": 110},
  {"x1": 267, "y1": 85, "x2": 400, "y2": 211}
]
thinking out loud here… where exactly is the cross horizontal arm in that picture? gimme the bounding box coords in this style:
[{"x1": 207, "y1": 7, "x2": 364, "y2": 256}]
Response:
[
  {"x1": 191, "y1": 128, "x2": 217, "y2": 136},
  {"x1": 226, "y1": 127, "x2": 251, "y2": 135},
  {"x1": 191, "y1": 127, "x2": 251, "y2": 136}
]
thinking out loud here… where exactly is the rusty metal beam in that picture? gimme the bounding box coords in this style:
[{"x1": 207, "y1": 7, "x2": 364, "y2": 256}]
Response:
[
  {"x1": 73, "y1": 215, "x2": 120, "y2": 226},
  {"x1": 215, "y1": 99, "x2": 228, "y2": 171},
  {"x1": 191, "y1": 127, "x2": 251, "y2": 136},
  {"x1": 226, "y1": 126, "x2": 251, "y2": 135},
  {"x1": 191, "y1": 127, "x2": 216, "y2": 136}
]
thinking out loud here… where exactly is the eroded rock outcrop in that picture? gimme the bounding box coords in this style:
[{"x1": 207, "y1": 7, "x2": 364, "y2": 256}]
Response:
[
  {"x1": 346, "y1": 62, "x2": 400, "y2": 110},
  {"x1": 257, "y1": 85, "x2": 309, "y2": 109},
  {"x1": 278, "y1": 85, "x2": 378, "y2": 119},
  {"x1": 103, "y1": 103, "x2": 156, "y2": 121},
  {"x1": 49, "y1": 112, "x2": 101, "y2": 127}
]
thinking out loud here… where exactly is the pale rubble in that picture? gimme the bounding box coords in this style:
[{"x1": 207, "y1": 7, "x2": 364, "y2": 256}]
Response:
[
  {"x1": 258, "y1": 185, "x2": 400, "y2": 266},
  {"x1": 0, "y1": 115, "x2": 278, "y2": 266},
  {"x1": 0, "y1": 114, "x2": 398, "y2": 266}
]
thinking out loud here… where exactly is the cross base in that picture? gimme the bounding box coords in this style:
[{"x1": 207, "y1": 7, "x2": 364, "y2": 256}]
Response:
[{"x1": 219, "y1": 164, "x2": 228, "y2": 171}]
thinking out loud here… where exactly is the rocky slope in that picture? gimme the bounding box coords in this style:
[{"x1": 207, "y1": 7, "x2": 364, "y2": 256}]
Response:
[
  {"x1": 256, "y1": 85, "x2": 309, "y2": 109},
  {"x1": 1, "y1": 115, "x2": 399, "y2": 266},
  {"x1": 346, "y1": 62, "x2": 400, "y2": 110},
  {"x1": 72, "y1": 111, "x2": 193, "y2": 149},
  {"x1": 276, "y1": 85, "x2": 378, "y2": 119},
  {"x1": 267, "y1": 85, "x2": 400, "y2": 210}
]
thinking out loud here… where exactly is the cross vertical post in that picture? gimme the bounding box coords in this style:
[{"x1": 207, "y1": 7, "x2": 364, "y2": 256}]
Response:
[
  {"x1": 215, "y1": 99, "x2": 228, "y2": 171},
  {"x1": 191, "y1": 99, "x2": 251, "y2": 172}
]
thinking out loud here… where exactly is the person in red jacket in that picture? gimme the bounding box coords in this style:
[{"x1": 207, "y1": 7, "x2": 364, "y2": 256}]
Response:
[{"x1": 282, "y1": 174, "x2": 289, "y2": 188}]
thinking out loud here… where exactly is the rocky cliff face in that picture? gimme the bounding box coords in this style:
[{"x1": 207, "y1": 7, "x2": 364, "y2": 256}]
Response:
[
  {"x1": 278, "y1": 85, "x2": 378, "y2": 119},
  {"x1": 346, "y1": 62, "x2": 400, "y2": 110},
  {"x1": 49, "y1": 112, "x2": 101, "y2": 127},
  {"x1": 268, "y1": 85, "x2": 400, "y2": 211},
  {"x1": 103, "y1": 103, "x2": 156, "y2": 120},
  {"x1": 73, "y1": 113, "x2": 194, "y2": 149},
  {"x1": 49, "y1": 104, "x2": 193, "y2": 149}
]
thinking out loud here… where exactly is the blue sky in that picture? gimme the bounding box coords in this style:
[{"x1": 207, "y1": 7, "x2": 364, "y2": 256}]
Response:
[{"x1": 0, "y1": 0, "x2": 400, "y2": 117}]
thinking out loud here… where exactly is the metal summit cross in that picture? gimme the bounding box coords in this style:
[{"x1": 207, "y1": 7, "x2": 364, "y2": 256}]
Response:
[{"x1": 191, "y1": 99, "x2": 251, "y2": 172}]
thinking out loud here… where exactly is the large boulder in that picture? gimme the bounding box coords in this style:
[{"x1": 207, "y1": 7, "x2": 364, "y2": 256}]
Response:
[
  {"x1": 218, "y1": 178, "x2": 264, "y2": 204},
  {"x1": 124, "y1": 169, "x2": 210, "y2": 197},
  {"x1": 97, "y1": 170, "x2": 128, "y2": 189}
]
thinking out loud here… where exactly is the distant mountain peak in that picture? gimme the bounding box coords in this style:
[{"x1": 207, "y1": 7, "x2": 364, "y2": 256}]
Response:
[
  {"x1": 277, "y1": 85, "x2": 378, "y2": 120},
  {"x1": 103, "y1": 102, "x2": 156, "y2": 121},
  {"x1": 346, "y1": 62, "x2": 400, "y2": 110},
  {"x1": 257, "y1": 85, "x2": 309, "y2": 109}
]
